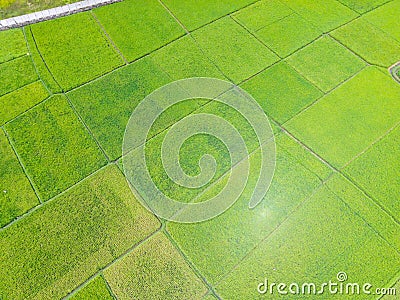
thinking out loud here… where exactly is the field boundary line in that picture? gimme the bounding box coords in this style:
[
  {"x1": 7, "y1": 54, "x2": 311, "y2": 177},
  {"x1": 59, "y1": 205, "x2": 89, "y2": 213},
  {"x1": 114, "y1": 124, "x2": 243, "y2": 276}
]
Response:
[{"x1": 90, "y1": 11, "x2": 129, "y2": 65}]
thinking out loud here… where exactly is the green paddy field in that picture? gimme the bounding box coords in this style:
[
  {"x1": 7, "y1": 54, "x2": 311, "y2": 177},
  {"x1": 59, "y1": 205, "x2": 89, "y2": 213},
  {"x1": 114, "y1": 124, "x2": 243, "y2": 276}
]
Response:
[{"x1": 0, "y1": 0, "x2": 399, "y2": 299}]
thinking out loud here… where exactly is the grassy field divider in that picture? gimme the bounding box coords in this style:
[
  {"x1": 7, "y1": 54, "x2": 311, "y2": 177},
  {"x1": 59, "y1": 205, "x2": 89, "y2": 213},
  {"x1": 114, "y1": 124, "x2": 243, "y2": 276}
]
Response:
[
  {"x1": 163, "y1": 227, "x2": 221, "y2": 299},
  {"x1": 2, "y1": 127, "x2": 42, "y2": 204},
  {"x1": 63, "y1": 227, "x2": 162, "y2": 300},
  {"x1": 64, "y1": 93, "x2": 111, "y2": 163},
  {"x1": 23, "y1": 26, "x2": 62, "y2": 93},
  {"x1": 0, "y1": 161, "x2": 111, "y2": 233},
  {"x1": 90, "y1": 11, "x2": 129, "y2": 65}
]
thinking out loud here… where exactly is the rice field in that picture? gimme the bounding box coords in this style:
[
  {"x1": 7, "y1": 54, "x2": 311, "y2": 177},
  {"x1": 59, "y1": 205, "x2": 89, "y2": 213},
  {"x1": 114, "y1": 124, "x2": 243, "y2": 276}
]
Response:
[{"x1": 0, "y1": 0, "x2": 399, "y2": 299}]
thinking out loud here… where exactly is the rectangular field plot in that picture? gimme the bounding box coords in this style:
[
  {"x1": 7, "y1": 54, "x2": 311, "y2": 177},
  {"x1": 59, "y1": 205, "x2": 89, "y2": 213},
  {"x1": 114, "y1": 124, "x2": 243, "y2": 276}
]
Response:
[
  {"x1": 150, "y1": 36, "x2": 225, "y2": 80},
  {"x1": 162, "y1": 0, "x2": 256, "y2": 31},
  {"x1": 363, "y1": 0, "x2": 400, "y2": 41},
  {"x1": 0, "y1": 28, "x2": 27, "y2": 64},
  {"x1": 0, "y1": 81, "x2": 49, "y2": 125},
  {"x1": 67, "y1": 58, "x2": 173, "y2": 161},
  {"x1": 104, "y1": 233, "x2": 207, "y2": 299},
  {"x1": 0, "y1": 165, "x2": 160, "y2": 300},
  {"x1": 94, "y1": 0, "x2": 185, "y2": 62},
  {"x1": 192, "y1": 17, "x2": 278, "y2": 83},
  {"x1": 233, "y1": 0, "x2": 293, "y2": 32},
  {"x1": 166, "y1": 133, "x2": 330, "y2": 284},
  {"x1": 0, "y1": 55, "x2": 38, "y2": 97},
  {"x1": 331, "y1": 18, "x2": 400, "y2": 67},
  {"x1": 0, "y1": 130, "x2": 38, "y2": 228},
  {"x1": 327, "y1": 174, "x2": 400, "y2": 251},
  {"x1": 70, "y1": 276, "x2": 113, "y2": 300},
  {"x1": 256, "y1": 13, "x2": 322, "y2": 58},
  {"x1": 286, "y1": 36, "x2": 366, "y2": 92},
  {"x1": 280, "y1": 0, "x2": 358, "y2": 32},
  {"x1": 30, "y1": 12, "x2": 124, "y2": 91},
  {"x1": 215, "y1": 181, "x2": 400, "y2": 299},
  {"x1": 286, "y1": 67, "x2": 400, "y2": 168},
  {"x1": 4, "y1": 95, "x2": 107, "y2": 201},
  {"x1": 241, "y1": 62, "x2": 323, "y2": 123},
  {"x1": 125, "y1": 94, "x2": 263, "y2": 204},
  {"x1": 344, "y1": 126, "x2": 400, "y2": 223}
]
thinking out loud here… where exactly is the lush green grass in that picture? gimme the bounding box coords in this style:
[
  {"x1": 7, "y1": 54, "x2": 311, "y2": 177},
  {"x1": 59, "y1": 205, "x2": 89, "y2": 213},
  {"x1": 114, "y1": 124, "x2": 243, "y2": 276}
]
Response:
[
  {"x1": 30, "y1": 12, "x2": 124, "y2": 91},
  {"x1": 344, "y1": 126, "x2": 400, "y2": 223},
  {"x1": 150, "y1": 35, "x2": 225, "y2": 80},
  {"x1": 70, "y1": 276, "x2": 114, "y2": 300},
  {"x1": 104, "y1": 232, "x2": 207, "y2": 299},
  {"x1": 215, "y1": 180, "x2": 400, "y2": 299},
  {"x1": 24, "y1": 27, "x2": 62, "y2": 93},
  {"x1": 94, "y1": 0, "x2": 185, "y2": 62},
  {"x1": 286, "y1": 36, "x2": 366, "y2": 92},
  {"x1": 0, "y1": 129, "x2": 38, "y2": 227},
  {"x1": 0, "y1": 0, "x2": 80, "y2": 19},
  {"x1": 162, "y1": 0, "x2": 257, "y2": 31},
  {"x1": 338, "y1": 0, "x2": 391, "y2": 14},
  {"x1": 0, "y1": 55, "x2": 38, "y2": 96},
  {"x1": 67, "y1": 58, "x2": 173, "y2": 160},
  {"x1": 167, "y1": 132, "x2": 329, "y2": 283},
  {"x1": 4, "y1": 95, "x2": 107, "y2": 201},
  {"x1": 192, "y1": 16, "x2": 278, "y2": 83},
  {"x1": 256, "y1": 13, "x2": 322, "y2": 57},
  {"x1": 0, "y1": 165, "x2": 160, "y2": 299},
  {"x1": 0, "y1": 28, "x2": 27, "y2": 64},
  {"x1": 0, "y1": 80, "x2": 49, "y2": 125},
  {"x1": 331, "y1": 18, "x2": 400, "y2": 67},
  {"x1": 363, "y1": 0, "x2": 400, "y2": 41},
  {"x1": 281, "y1": 0, "x2": 358, "y2": 32},
  {"x1": 286, "y1": 67, "x2": 400, "y2": 168},
  {"x1": 241, "y1": 62, "x2": 323, "y2": 123},
  {"x1": 0, "y1": 1, "x2": 399, "y2": 298},
  {"x1": 233, "y1": 0, "x2": 292, "y2": 32},
  {"x1": 123, "y1": 95, "x2": 261, "y2": 206}
]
